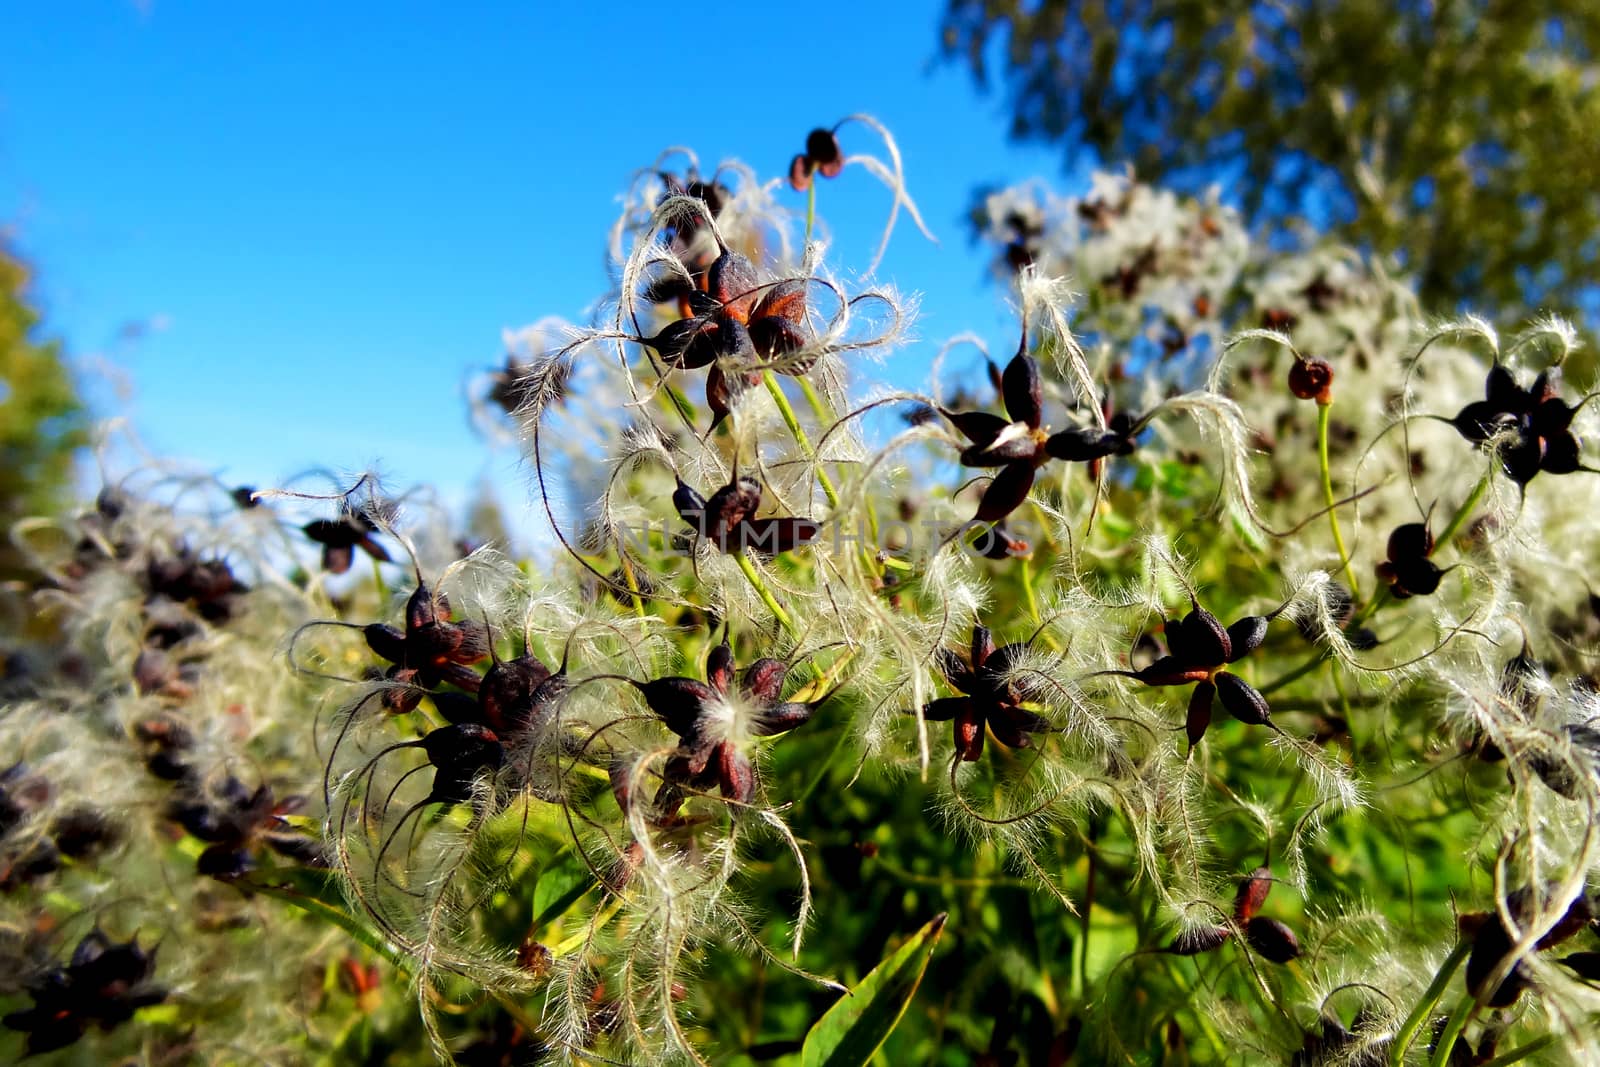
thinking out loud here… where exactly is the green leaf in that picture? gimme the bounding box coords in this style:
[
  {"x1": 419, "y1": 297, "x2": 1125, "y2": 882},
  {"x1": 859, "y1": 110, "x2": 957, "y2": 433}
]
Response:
[
  {"x1": 530, "y1": 851, "x2": 599, "y2": 932},
  {"x1": 800, "y1": 912, "x2": 946, "y2": 1067}
]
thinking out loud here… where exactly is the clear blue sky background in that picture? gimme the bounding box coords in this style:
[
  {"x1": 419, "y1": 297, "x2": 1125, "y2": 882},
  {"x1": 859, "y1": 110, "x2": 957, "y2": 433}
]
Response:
[{"x1": 0, "y1": 3, "x2": 1095, "y2": 528}]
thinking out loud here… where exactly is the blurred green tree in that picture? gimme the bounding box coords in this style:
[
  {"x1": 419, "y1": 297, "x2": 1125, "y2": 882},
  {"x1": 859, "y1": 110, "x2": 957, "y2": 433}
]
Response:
[
  {"x1": 0, "y1": 237, "x2": 86, "y2": 577},
  {"x1": 939, "y1": 1, "x2": 1600, "y2": 321}
]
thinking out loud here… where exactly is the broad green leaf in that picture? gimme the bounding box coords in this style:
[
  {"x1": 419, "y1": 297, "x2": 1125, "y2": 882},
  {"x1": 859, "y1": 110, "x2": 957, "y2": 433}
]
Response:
[{"x1": 800, "y1": 912, "x2": 946, "y2": 1067}]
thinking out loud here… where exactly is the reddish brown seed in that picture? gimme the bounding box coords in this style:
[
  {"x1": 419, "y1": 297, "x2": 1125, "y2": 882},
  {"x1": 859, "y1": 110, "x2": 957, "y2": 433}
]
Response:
[
  {"x1": 1135, "y1": 655, "x2": 1212, "y2": 687},
  {"x1": 717, "y1": 744, "x2": 755, "y2": 804},
  {"x1": 971, "y1": 626, "x2": 996, "y2": 669},
  {"x1": 1167, "y1": 925, "x2": 1231, "y2": 955},
  {"x1": 707, "y1": 251, "x2": 761, "y2": 322},
  {"x1": 705, "y1": 638, "x2": 735, "y2": 695},
  {"x1": 1288, "y1": 357, "x2": 1335, "y2": 403},
  {"x1": 1233, "y1": 867, "x2": 1273, "y2": 922},
  {"x1": 787, "y1": 153, "x2": 813, "y2": 192},
  {"x1": 749, "y1": 316, "x2": 810, "y2": 363},
  {"x1": 954, "y1": 704, "x2": 984, "y2": 762},
  {"x1": 705, "y1": 477, "x2": 764, "y2": 542},
  {"x1": 1244, "y1": 916, "x2": 1300, "y2": 962},
  {"x1": 1185, "y1": 680, "x2": 1215, "y2": 753},
  {"x1": 752, "y1": 278, "x2": 807, "y2": 326},
  {"x1": 741, "y1": 658, "x2": 788, "y2": 706}
]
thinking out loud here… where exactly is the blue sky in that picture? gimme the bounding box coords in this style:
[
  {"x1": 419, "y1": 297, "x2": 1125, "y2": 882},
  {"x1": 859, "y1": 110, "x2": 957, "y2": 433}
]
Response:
[{"x1": 0, "y1": 3, "x2": 1090, "y2": 529}]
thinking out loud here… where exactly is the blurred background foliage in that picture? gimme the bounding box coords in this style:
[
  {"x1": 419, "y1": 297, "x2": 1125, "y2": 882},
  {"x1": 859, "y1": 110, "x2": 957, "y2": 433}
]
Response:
[
  {"x1": 939, "y1": 0, "x2": 1600, "y2": 326},
  {"x1": 0, "y1": 238, "x2": 84, "y2": 581}
]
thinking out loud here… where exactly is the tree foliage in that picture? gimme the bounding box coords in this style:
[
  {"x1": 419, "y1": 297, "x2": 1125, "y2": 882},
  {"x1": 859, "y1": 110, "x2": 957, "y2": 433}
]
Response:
[
  {"x1": 939, "y1": 0, "x2": 1600, "y2": 321},
  {"x1": 0, "y1": 238, "x2": 85, "y2": 577}
]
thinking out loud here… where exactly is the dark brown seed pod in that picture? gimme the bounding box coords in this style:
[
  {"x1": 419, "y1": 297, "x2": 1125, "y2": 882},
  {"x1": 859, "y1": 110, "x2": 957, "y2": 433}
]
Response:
[
  {"x1": 704, "y1": 476, "x2": 764, "y2": 542},
  {"x1": 959, "y1": 431, "x2": 1041, "y2": 468},
  {"x1": 648, "y1": 317, "x2": 719, "y2": 371},
  {"x1": 1167, "y1": 925, "x2": 1231, "y2": 955},
  {"x1": 1225, "y1": 616, "x2": 1269, "y2": 662},
  {"x1": 1233, "y1": 868, "x2": 1273, "y2": 922},
  {"x1": 973, "y1": 462, "x2": 1036, "y2": 523},
  {"x1": 1185, "y1": 680, "x2": 1215, "y2": 753},
  {"x1": 1288, "y1": 357, "x2": 1334, "y2": 403},
  {"x1": 1244, "y1": 916, "x2": 1300, "y2": 963},
  {"x1": 1386, "y1": 522, "x2": 1434, "y2": 561},
  {"x1": 805, "y1": 128, "x2": 843, "y2": 177},
  {"x1": 1215, "y1": 671, "x2": 1272, "y2": 726},
  {"x1": 1135, "y1": 656, "x2": 1212, "y2": 687},
  {"x1": 739, "y1": 516, "x2": 822, "y2": 556},
  {"x1": 363, "y1": 623, "x2": 407, "y2": 664},
  {"x1": 1044, "y1": 427, "x2": 1130, "y2": 463},
  {"x1": 1559, "y1": 951, "x2": 1600, "y2": 981},
  {"x1": 633, "y1": 677, "x2": 719, "y2": 739},
  {"x1": 941, "y1": 407, "x2": 1011, "y2": 449},
  {"x1": 969, "y1": 523, "x2": 1031, "y2": 560},
  {"x1": 1175, "y1": 604, "x2": 1232, "y2": 667},
  {"x1": 1000, "y1": 352, "x2": 1043, "y2": 429}
]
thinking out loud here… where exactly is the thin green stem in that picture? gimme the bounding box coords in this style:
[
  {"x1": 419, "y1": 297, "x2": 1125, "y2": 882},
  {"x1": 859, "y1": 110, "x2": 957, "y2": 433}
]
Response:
[
  {"x1": 1260, "y1": 651, "x2": 1331, "y2": 696},
  {"x1": 1390, "y1": 940, "x2": 1470, "y2": 1066},
  {"x1": 794, "y1": 371, "x2": 831, "y2": 424},
  {"x1": 734, "y1": 550, "x2": 794, "y2": 634},
  {"x1": 762, "y1": 371, "x2": 840, "y2": 511},
  {"x1": 804, "y1": 179, "x2": 816, "y2": 247},
  {"x1": 1477, "y1": 1035, "x2": 1555, "y2": 1067},
  {"x1": 619, "y1": 556, "x2": 647, "y2": 620},
  {"x1": 1021, "y1": 554, "x2": 1041, "y2": 623},
  {"x1": 1434, "y1": 467, "x2": 1492, "y2": 556},
  {"x1": 1318, "y1": 402, "x2": 1360, "y2": 599},
  {"x1": 1425, "y1": 993, "x2": 1476, "y2": 1067}
]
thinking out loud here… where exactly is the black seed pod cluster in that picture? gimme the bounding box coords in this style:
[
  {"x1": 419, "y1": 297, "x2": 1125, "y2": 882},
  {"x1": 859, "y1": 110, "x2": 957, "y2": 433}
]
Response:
[
  {"x1": 1451, "y1": 364, "x2": 1588, "y2": 485},
  {"x1": 787, "y1": 127, "x2": 844, "y2": 192},
  {"x1": 673, "y1": 474, "x2": 819, "y2": 556},
  {"x1": 627, "y1": 631, "x2": 827, "y2": 817},
  {"x1": 922, "y1": 626, "x2": 1051, "y2": 762},
  {"x1": 2, "y1": 930, "x2": 166, "y2": 1055}
]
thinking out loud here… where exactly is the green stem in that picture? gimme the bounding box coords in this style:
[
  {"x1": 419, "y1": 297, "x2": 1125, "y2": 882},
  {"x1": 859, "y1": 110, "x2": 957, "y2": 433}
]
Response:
[
  {"x1": 794, "y1": 370, "x2": 832, "y2": 424},
  {"x1": 1162, "y1": 960, "x2": 1229, "y2": 1061},
  {"x1": 804, "y1": 179, "x2": 816, "y2": 247},
  {"x1": 1260, "y1": 651, "x2": 1331, "y2": 696},
  {"x1": 1433, "y1": 467, "x2": 1492, "y2": 556},
  {"x1": 1318, "y1": 401, "x2": 1360, "y2": 599},
  {"x1": 1390, "y1": 940, "x2": 1470, "y2": 1066},
  {"x1": 734, "y1": 550, "x2": 794, "y2": 634},
  {"x1": 763, "y1": 371, "x2": 840, "y2": 511},
  {"x1": 1477, "y1": 1035, "x2": 1555, "y2": 1067},
  {"x1": 249, "y1": 881, "x2": 410, "y2": 974},
  {"x1": 1021, "y1": 554, "x2": 1041, "y2": 624},
  {"x1": 1425, "y1": 993, "x2": 1476, "y2": 1067}
]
